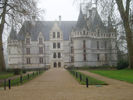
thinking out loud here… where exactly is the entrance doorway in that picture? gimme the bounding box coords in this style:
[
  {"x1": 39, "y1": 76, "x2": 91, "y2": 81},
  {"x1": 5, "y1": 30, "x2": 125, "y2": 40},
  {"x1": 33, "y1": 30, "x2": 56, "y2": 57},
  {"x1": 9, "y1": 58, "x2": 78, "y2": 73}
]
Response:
[
  {"x1": 58, "y1": 62, "x2": 61, "y2": 67},
  {"x1": 54, "y1": 62, "x2": 57, "y2": 68}
]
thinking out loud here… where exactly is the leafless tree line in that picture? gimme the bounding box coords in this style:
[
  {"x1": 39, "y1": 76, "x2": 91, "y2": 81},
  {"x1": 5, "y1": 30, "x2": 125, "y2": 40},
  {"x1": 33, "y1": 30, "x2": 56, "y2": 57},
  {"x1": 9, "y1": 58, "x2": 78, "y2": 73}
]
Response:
[{"x1": 0, "y1": 0, "x2": 44, "y2": 71}]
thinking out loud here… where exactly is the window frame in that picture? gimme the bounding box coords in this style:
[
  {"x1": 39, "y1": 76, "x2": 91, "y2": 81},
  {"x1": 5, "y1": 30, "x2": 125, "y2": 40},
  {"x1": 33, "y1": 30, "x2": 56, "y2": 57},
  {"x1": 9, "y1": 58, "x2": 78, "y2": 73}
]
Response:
[
  {"x1": 26, "y1": 58, "x2": 31, "y2": 64},
  {"x1": 26, "y1": 38, "x2": 30, "y2": 44},
  {"x1": 57, "y1": 32, "x2": 60, "y2": 38},
  {"x1": 39, "y1": 47, "x2": 43, "y2": 54}
]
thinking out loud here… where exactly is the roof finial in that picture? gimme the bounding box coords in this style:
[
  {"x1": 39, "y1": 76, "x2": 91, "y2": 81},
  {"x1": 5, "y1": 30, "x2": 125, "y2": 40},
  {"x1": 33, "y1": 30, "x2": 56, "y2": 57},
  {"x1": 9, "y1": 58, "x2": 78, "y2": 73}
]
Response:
[{"x1": 79, "y1": 3, "x2": 83, "y2": 14}]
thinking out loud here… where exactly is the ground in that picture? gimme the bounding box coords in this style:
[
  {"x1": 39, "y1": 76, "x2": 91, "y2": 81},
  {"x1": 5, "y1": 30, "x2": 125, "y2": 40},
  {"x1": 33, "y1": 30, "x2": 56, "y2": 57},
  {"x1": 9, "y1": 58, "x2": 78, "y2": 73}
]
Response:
[{"x1": 0, "y1": 68, "x2": 133, "y2": 100}]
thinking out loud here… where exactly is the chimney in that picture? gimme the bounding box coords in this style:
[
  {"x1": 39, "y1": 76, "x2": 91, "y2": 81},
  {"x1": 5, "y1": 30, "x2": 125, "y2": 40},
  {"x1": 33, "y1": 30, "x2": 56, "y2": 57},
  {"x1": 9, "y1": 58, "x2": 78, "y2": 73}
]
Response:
[
  {"x1": 89, "y1": 9, "x2": 92, "y2": 17},
  {"x1": 59, "y1": 16, "x2": 61, "y2": 25},
  {"x1": 31, "y1": 15, "x2": 36, "y2": 26},
  {"x1": 59, "y1": 16, "x2": 61, "y2": 21}
]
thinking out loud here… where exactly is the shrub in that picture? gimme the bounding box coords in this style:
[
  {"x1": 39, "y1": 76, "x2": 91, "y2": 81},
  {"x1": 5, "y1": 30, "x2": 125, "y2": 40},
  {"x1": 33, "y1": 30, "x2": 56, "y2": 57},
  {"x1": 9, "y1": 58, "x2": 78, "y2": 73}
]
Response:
[
  {"x1": 117, "y1": 59, "x2": 129, "y2": 70},
  {"x1": 13, "y1": 69, "x2": 22, "y2": 75},
  {"x1": 22, "y1": 69, "x2": 27, "y2": 74}
]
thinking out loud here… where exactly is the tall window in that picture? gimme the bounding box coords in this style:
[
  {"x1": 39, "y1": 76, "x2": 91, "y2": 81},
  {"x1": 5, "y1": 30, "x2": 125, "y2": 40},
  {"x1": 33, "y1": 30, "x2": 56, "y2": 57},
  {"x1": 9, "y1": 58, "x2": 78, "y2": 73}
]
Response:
[
  {"x1": 39, "y1": 57, "x2": 43, "y2": 64},
  {"x1": 57, "y1": 43, "x2": 60, "y2": 48},
  {"x1": 53, "y1": 32, "x2": 56, "y2": 38},
  {"x1": 27, "y1": 58, "x2": 31, "y2": 64},
  {"x1": 83, "y1": 40, "x2": 86, "y2": 48},
  {"x1": 54, "y1": 62, "x2": 57, "y2": 67},
  {"x1": 97, "y1": 41, "x2": 99, "y2": 49},
  {"x1": 105, "y1": 41, "x2": 107, "y2": 49},
  {"x1": 84, "y1": 54, "x2": 86, "y2": 61},
  {"x1": 53, "y1": 43, "x2": 56, "y2": 48},
  {"x1": 26, "y1": 38, "x2": 30, "y2": 44},
  {"x1": 26, "y1": 48, "x2": 30, "y2": 54},
  {"x1": 71, "y1": 56, "x2": 74, "y2": 62},
  {"x1": 39, "y1": 47, "x2": 43, "y2": 54},
  {"x1": 83, "y1": 30, "x2": 85, "y2": 35},
  {"x1": 97, "y1": 54, "x2": 100, "y2": 61},
  {"x1": 39, "y1": 38, "x2": 43, "y2": 44},
  {"x1": 58, "y1": 52, "x2": 61, "y2": 58},
  {"x1": 53, "y1": 52, "x2": 56, "y2": 58},
  {"x1": 57, "y1": 32, "x2": 60, "y2": 38},
  {"x1": 105, "y1": 54, "x2": 107, "y2": 61}
]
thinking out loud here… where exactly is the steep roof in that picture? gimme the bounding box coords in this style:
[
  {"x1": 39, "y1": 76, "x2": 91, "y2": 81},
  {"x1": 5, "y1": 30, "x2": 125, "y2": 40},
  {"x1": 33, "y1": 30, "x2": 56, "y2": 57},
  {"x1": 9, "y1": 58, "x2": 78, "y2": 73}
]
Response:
[
  {"x1": 87, "y1": 8, "x2": 107, "y2": 32},
  {"x1": 17, "y1": 21, "x2": 77, "y2": 41},
  {"x1": 9, "y1": 28, "x2": 17, "y2": 40},
  {"x1": 76, "y1": 9, "x2": 88, "y2": 31},
  {"x1": 108, "y1": 16, "x2": 116, "y2": 32}
]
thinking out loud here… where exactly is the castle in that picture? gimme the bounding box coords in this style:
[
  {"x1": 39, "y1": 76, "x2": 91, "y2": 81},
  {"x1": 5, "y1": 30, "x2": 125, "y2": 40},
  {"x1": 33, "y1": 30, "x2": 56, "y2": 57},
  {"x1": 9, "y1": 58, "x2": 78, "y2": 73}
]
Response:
[{"x1": 7, "y1": 5, "x2": 117, "y2": 69}]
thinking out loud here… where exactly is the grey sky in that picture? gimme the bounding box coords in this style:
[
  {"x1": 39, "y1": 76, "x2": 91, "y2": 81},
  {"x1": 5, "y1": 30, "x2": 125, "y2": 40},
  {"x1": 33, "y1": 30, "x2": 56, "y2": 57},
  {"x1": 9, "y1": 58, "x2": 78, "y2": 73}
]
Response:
[{"x1": 38, "y1": 0, "x2": 79, "y2": 21}]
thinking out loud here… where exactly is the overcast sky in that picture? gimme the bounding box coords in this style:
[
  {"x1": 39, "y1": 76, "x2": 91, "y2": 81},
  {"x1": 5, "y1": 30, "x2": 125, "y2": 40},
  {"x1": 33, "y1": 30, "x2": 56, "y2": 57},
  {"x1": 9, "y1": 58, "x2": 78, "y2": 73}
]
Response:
[{"x1": 38, "y1": 0, "x2": 79, "y2": 21}]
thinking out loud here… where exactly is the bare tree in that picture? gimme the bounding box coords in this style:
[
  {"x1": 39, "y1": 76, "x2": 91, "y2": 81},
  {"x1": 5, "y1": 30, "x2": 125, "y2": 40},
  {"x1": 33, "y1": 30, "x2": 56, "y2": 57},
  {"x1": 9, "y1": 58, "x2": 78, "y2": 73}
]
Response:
[
  {"x1": 0, "y1": 0, "x2": 42, "y2": 71},
  {"x1": 99, "y1": 0, "x2": 133, "y2": 68},
  {"x1": 115, "y1": 0, "x2": 133, "y2": 68}
]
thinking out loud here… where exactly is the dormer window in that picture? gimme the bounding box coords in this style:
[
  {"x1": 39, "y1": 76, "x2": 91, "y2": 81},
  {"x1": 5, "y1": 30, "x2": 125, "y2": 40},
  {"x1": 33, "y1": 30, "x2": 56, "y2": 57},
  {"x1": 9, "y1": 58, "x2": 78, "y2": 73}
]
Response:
[
  {"x1": 53, "y1": 32, "x2": 56, "y2": 38},
  {"x1": 83, "y1": 30, "x2": 85, "y2": 35},
  {"x1": 39, "y1": 47, "x2": 43, "y2": 54},
  {"x1": 57, "y1": 32, "x2": 60, "y2": 38},
  {"x1": 26, "y1": 38, "x2": 30, "y2": 44},
  {"x1": 39, "y1": 38, "x2": 43, "y2": 44},
  {"x1": 26, "y1": 48, "x2": 30, "y2": 54}
]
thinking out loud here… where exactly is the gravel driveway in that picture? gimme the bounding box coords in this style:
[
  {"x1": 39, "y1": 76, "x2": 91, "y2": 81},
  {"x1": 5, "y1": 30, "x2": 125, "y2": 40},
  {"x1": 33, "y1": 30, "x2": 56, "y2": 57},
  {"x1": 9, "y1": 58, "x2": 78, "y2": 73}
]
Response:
[{"x1": 0, "y1": 68, "x2": 133, "y2": 100}]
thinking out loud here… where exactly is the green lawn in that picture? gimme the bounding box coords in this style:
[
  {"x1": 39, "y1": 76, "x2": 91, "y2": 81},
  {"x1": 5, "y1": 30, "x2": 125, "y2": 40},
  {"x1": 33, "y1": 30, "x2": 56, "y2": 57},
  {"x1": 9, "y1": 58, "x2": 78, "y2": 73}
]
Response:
[
  {"x1": 0, "y1": 71, "x2": 44, "y2": 87},
  {"x1": 89, "y1": 69, "x2": 133, "y2": 83},
  {"x1": 0, "y1": 72, "x2": 14, "y2": 80},
  {"x1": 68, "y1": 70, "x2": 107, "y2": 85}
]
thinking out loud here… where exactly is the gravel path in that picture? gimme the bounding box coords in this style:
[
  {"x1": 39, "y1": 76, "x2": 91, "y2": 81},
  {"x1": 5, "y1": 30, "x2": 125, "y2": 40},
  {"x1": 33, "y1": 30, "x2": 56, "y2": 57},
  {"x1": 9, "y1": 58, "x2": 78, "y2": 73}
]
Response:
[{"x1": 0, "y1": 68, "x2": 133, "y2": 100}]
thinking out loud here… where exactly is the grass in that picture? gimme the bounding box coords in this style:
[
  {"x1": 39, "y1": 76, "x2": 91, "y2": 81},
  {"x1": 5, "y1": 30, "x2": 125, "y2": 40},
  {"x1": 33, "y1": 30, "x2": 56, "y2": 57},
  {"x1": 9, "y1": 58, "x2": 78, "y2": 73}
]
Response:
[
  {"x1": 68, "y1": 70, "x2": 107, "y2": 85},
  {"x1": 0, "y1": 71, "x2": 44, "y2": 87},
  {"x1": 89, "y1": 69, "x2": 133, "y2": 84},
  {"x1": 0, "y1": 72, "x2": 14, "y2": 80}
]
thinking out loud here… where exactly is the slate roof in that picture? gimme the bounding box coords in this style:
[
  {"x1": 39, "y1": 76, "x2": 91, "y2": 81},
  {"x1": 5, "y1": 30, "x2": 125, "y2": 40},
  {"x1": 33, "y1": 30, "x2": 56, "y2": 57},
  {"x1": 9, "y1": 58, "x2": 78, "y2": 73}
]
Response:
[
  {"x1": 9, "y1": 28, "x2": 17, "y2": 40},
  {"x1": 9, "y1": 8, "x2": 114, "y2": 41},
  {"x1": 76, "y1": 9, "x2": 88, "y2": 31},
  {"x1": 17, "y1": 21, "x2": 77, "y2": 41},
  {"x1": 86, "y1": 8, "x2": 109, "y2": 32}
]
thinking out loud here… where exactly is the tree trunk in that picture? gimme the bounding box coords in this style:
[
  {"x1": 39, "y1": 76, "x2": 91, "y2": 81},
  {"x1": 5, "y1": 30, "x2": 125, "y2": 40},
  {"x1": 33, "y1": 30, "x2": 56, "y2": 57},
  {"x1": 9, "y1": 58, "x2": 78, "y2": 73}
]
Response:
[
  {"x1": 116, "y1": 0, "x2": 133, "y2": 68},
  {"x1": 0, "y1": 35, "x2": 5, "y2": 71},
  {"x1": 0, "y1": 0, "x2": 8, "y2": 71}
]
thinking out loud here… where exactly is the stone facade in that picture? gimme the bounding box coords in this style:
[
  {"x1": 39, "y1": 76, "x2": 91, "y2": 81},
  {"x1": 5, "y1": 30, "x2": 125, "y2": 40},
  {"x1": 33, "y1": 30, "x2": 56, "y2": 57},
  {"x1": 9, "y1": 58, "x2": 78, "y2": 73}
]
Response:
[{"x1": 7, "y1": 7, "x2": 117, "y2": 69}]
